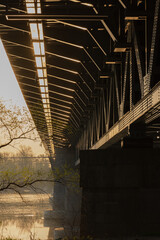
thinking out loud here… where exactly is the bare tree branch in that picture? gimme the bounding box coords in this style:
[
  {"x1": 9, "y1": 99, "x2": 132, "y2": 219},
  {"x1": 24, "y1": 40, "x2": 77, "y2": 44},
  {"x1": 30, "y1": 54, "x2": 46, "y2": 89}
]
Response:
[
  {"x1": 0, "y1": 99, "x2": 38, "y2": 150},
  {"x1": 0, "y1": 178, "x2": 63, "y2": 192},
  {"x1": 0, "y1": 127, "x2": 36, "y2": 149}
]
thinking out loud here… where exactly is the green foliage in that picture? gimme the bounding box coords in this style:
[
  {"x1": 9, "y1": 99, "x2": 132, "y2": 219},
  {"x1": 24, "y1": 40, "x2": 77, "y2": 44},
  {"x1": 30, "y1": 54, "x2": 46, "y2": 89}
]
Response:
[
  {"x1": 0, "y1": 238, "x2": 20, "y2": 240},
  {"x1": 0, "y1": 152, "x2": 79, "y2": 194},
  {"x1": 0, "y1": 236, "x2": 93, "y2": 240},
  {"x1": 0, "y1": 238, "x2": 40, "y2": 240},
  {"x1": 0, "y1": 144, "x2": 79, "y2": 194},
  {"x1": 52, "y1": 163, "x2": 80, "y2": 192}
]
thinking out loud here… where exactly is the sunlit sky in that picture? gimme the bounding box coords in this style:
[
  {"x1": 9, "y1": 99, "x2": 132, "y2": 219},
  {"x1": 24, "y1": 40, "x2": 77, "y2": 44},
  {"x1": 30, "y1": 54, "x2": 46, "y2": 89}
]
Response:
[
  {"x1": 0, "y1": 40, "x2": 27, "y2": 107},
  {"x1": 0, "y1": 39, "x2": 46, "y2": 155}
]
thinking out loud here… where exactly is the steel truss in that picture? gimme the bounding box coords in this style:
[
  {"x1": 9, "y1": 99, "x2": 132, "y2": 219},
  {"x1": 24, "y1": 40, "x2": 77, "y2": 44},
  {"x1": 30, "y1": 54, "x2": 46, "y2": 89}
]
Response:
[
  {"x1": 76, "y1": 0, "x2": 160, "y2": 153},
  {"x1": 0, "y1": 0, "x2": 159, "y2": 155}
]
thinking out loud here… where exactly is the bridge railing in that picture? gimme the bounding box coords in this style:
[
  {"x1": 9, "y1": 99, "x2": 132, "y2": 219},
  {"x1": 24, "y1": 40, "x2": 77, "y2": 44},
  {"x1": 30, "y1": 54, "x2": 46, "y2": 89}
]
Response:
[{"x1": 91, "y1": 82, "x2": 160, "y2": 149}]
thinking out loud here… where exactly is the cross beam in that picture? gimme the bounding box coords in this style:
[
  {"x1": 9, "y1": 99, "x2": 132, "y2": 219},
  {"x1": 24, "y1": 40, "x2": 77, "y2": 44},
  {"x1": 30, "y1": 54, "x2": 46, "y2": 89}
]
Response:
[{"x1": 6, "y1": 14, "x2": 108, "y2": 21}]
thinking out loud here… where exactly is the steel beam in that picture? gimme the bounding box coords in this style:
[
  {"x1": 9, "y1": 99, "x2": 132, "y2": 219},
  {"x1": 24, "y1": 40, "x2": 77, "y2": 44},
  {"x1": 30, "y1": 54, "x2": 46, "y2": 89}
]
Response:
[{"x1": 6, "y1": 14, "x2": 108, "y2": 21}]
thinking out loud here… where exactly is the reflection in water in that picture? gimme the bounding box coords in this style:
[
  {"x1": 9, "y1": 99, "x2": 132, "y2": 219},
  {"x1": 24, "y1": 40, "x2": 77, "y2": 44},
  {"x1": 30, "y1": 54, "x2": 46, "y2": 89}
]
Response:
[{"x1": 0, "y1": 193, "x2": 53, "y2": 240}]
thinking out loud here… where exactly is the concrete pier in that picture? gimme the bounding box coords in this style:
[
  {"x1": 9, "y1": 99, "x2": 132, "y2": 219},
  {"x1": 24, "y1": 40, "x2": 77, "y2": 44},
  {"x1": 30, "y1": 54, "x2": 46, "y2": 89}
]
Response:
[{"x1": 80, "y1": 149, "x2": 160, "y2": 238}]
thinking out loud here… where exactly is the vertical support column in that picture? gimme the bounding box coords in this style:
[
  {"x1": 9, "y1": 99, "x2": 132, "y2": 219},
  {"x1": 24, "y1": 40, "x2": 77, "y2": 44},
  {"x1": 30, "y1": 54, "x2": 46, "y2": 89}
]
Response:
[
  {"x1": 148, "y1": 0, "x2": 160, "y2": 88},
  {"x1": 130, "y1": 48, "x2": 133, "y2": 111},
  {"x1": 145, "y1": 0, "x2": 148, "y2": 76},
  {"x1": 50, "y1": 148, "x2": 81, "y2": 237},
  {"x1": 52, "y1": 149, "x2": 66, "y2": 218}
]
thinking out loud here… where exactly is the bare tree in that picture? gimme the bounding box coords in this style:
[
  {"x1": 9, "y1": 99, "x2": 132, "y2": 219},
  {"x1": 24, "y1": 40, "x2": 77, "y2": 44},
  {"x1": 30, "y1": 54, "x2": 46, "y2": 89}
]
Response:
[
  {"x1": 0, "y1": 99, "x2": 81, "y2": 234},
  {"x1": 0, "y1": 99, "x2": 37, "y2": 149}
]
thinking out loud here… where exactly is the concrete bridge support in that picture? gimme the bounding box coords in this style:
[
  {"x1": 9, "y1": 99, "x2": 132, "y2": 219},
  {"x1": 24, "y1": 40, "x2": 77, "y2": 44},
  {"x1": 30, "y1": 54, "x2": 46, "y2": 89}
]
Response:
[
  {"x1": 80, "y1": 148, "x2": 160, "y2": 239},
  {"x1": 46, "y1": 148, "x2": 81, "y2": 238}
]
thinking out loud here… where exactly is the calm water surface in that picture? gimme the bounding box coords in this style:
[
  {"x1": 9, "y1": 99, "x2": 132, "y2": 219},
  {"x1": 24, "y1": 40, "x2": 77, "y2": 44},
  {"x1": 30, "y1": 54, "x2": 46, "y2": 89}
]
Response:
[{"x1": 0, "y1": 192, "x2": 53, "y2": 240}]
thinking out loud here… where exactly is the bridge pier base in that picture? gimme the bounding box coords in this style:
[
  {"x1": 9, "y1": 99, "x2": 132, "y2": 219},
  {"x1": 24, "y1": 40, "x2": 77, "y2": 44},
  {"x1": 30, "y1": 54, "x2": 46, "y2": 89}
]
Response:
[
  {"x1": 80, "y1": 148, "x2": 160, "y2": 239},
  {"x1": 47, "y1": 148, "x2": 81, "y2": 238}
]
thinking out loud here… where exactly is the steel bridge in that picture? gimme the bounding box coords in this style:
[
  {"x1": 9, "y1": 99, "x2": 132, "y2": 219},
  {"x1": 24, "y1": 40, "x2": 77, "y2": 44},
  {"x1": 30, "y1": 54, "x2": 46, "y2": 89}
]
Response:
[
  {"x1": 0, "y1": 0, "x2": 159, "y2": 157},
  {"x1": 1, "y1": 0, "x2": 160, "y2": 238}
]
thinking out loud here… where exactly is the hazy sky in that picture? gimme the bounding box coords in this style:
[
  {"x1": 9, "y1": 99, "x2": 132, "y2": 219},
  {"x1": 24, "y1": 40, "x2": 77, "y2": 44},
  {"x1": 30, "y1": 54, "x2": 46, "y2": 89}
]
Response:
[
  {"x1": 0, "y1": 39, "x2": 27, "y2": 107},
  {"x1": 0, "y1": 39, "x2": 46, "y2": 155}
]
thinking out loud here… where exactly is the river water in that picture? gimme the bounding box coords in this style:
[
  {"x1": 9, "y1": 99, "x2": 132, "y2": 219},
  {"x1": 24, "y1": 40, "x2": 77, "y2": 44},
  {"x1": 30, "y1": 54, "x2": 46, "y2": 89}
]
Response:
[{"x1": 0, "y1": 192, "x2": 53, "y2": 240}]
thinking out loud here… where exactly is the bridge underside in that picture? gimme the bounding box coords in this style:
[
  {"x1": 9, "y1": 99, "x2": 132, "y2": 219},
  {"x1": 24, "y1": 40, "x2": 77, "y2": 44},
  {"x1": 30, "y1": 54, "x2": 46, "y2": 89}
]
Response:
[{"x1": 0, "y1": 0, "x2": 159, "y2": 158}]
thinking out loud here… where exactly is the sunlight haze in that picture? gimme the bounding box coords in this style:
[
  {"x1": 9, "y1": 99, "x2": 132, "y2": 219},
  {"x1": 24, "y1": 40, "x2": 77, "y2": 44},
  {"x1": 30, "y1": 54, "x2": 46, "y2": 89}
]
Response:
[
  {"x1": 0, "y1": 39, "x2": 27, "y2": 107},
  {"x1": 0, "y1": 39, "x2": 46, "y2": 156}
]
